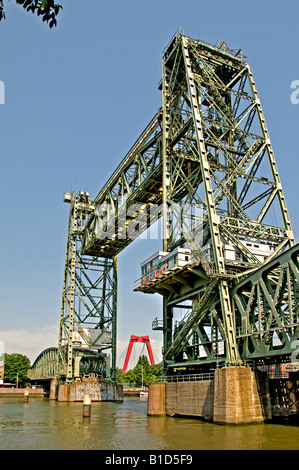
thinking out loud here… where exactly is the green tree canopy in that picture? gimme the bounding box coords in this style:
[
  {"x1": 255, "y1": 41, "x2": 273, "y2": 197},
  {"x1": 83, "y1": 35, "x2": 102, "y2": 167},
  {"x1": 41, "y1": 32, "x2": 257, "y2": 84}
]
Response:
[
  {"x1": 118, "y1": 355, "x2": 162, "y2": 387},
  {"x1": 0, "y1": 0, "x2": 63, "y2": 28},
  {"x1": 3, "y1": 353, "x2": 31, "y2": 385}
]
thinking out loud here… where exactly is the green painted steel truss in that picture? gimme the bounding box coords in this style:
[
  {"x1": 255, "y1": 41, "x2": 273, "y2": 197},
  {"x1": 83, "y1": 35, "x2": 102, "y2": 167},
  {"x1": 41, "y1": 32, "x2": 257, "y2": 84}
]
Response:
[
  {"x1": 29, "y1": 348, "x2": 61, "y2": 381},
  {"x1": 81, "y1": 112, "x2": 163, "y2": 258},
  {"x1": 57, "y1": 191, "x2": 117, "y2": 383},
  {"x1": 232, "y1": 244, "x2": 299, "y2": 361},
  {"x1": 154, "y1": 243, "x2": 299, "y2": 372},
  {"x1": 31, "y1": 32, "x2": 298, "y2": 381}
]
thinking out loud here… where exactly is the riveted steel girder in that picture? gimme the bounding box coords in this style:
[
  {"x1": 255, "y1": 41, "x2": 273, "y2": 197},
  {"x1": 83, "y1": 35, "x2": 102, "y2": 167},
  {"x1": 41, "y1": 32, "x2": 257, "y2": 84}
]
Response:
[
  {"x1": 57, "y1": 192, "x2": 117, "y2": 383},
  {"x1": 81, "y1": 112, "x2": 163, "y2": 258},
  {"x1": 231, "y1": 243, "x2": 299, "y2": 361},
  {"x1": 157, "y1": 32, "x2": 295, "y2": 372},
  {"x1": 35, "y1": 33, "x2": 297, "y2": 382}
]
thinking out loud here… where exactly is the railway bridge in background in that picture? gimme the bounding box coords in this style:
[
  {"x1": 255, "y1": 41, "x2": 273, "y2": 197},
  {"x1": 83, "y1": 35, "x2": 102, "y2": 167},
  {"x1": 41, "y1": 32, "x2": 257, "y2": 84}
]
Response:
[{"x1": 29, "y1": 31, "x2": 299, "y2": 421}]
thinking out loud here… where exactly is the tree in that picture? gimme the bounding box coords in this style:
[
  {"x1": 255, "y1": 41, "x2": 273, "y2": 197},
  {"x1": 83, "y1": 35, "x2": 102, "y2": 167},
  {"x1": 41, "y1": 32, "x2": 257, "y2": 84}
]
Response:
[
  {"x1": 3, "y1": 353, "x2": 31, "y2": 386},
  {"x1": 122, "y1": 369, "x2": 136, "y2": 384},
  {"x1": 117, "y1": 356, "x2": 163, "y2": 387},
  {"x1": 136, "y1": 355, "x2": 150, "y2": 371},
  {"x1": 149, "y1": 363, "x2": 163, "y2": 377},
  {"x1": 0, "y1": 0, "x2": 63, "y2": 28}
]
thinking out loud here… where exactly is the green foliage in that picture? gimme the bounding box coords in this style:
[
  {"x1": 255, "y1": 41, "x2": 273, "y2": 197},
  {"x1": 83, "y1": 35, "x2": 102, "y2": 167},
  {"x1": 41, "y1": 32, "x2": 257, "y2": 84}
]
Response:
[
  {"x1": 0, "y1": 0, "x2": 63, "y2": 28},
  {"x1": 117, "y1": 355, "x2": 163, "y2": 387},
  {"x1": 3, "y1": 353, "x2": 31, "y2": 385}
]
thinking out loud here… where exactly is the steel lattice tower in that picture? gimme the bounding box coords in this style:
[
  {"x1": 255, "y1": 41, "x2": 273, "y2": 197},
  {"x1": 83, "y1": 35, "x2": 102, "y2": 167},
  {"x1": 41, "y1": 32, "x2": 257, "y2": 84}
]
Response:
[
  {"x1": 30, "y1": 31, "x2": 298, "y2": 384},
  {"x1": 135, "y1": 31, "x2": 296, "y2": 375},
  {"x1": 58, "y1": 191, "x2": 117, "y2": 383}
]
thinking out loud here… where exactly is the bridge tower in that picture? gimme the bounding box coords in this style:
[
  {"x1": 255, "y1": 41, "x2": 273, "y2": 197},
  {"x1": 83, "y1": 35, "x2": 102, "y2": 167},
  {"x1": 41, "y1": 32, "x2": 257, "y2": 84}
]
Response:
[
  {"x1": 58, "y1": 191, "x2": 117, "y2": 383},
  {"x1": 135, "y1": 31, "x2": 296, "y2": 376}
]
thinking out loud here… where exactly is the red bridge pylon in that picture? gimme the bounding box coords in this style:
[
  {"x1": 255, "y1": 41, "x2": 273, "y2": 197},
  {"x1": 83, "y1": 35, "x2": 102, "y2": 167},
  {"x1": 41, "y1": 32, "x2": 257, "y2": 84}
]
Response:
[{"x1": 123, "y1": 335, "x2": 155, "y2": 374}]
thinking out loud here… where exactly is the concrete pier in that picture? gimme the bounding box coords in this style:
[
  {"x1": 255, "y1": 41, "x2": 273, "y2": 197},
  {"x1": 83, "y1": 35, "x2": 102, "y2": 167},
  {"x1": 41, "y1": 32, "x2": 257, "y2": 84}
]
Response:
[
  {"x1": 148, "y1": 366, "x2": 271, "y2": 425},
  {"x1": 213, "y1": 367, "x2": 266, "y2": 425},
  {"x1": 147, "y1": 383, "x2": 166, "y2": 416},
  {"x1": 49, "y1": 379, "x2": 59, "y2": 400},
  {"x1": 56, "y1": 378, "x2": 123, "y2": 402}
]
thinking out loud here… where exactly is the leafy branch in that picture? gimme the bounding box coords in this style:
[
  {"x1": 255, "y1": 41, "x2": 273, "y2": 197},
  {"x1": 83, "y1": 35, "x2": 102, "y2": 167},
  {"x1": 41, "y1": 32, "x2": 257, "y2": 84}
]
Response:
[{"x1": 0, "y1": 0, "x2": 63, "y2": 28}]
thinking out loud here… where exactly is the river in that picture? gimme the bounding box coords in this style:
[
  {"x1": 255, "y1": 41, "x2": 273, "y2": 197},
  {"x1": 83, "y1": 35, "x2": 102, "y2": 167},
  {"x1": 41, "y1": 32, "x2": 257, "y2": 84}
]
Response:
[{"x1": 0, "y1": 396, "x2": 299, "y2": 451}]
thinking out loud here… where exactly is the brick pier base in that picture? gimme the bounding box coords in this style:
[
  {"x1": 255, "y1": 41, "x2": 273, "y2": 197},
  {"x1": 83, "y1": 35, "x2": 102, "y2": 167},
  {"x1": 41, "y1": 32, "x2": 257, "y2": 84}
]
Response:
[{"x1": 148, "y1": 367, "x2": 271, "y2": 425}]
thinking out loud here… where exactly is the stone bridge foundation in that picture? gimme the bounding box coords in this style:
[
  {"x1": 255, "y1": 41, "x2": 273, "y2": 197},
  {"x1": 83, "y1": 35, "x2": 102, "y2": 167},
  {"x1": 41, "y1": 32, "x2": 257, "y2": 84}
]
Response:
[
  {"x1": 148, "y1": 366, "x2": 271, "y2": 425},
  {"x1": 50, "y1": 378, "x2": 123, "y2": 402}
]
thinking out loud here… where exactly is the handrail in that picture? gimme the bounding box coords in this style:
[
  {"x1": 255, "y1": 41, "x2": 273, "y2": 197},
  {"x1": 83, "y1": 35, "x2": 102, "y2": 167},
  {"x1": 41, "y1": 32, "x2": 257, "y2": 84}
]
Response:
[
  {"x1": 236, "y1": 322, "x2": 299, "y2": 338},
  {"x1": 160, "y1": 372, "x2": 214, "y2": 383}
]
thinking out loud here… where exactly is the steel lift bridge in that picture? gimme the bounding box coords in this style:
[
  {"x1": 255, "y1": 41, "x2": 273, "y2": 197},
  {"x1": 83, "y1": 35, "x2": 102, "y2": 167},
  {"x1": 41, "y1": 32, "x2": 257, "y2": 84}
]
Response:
[{"x1": 30, "y1": 31, "x2": 299, "y2": 385}]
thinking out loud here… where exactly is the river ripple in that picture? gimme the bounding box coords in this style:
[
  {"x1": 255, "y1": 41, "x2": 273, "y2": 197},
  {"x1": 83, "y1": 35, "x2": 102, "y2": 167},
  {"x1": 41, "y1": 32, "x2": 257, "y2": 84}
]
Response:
[{"x1": 0, "y1": 397, "x2": 298, "y2": 450}]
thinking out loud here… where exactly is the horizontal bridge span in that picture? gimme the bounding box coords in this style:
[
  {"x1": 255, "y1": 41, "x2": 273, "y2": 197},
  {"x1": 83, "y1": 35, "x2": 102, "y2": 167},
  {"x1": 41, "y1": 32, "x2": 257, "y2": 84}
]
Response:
[
  {"x1": 81, "y1": 110, "x2": 163, "y2": 258},
  {"x1": 231, "y1": 243, "x2": 299, "y2": 361},
  {"x1": 232, "y1": 243, "x2": 299, "y2": 294}
]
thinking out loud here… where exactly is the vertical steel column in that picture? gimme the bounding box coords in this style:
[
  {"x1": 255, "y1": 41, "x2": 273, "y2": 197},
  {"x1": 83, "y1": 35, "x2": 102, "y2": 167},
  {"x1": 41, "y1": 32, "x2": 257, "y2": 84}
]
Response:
[
  {"x1": 162, "y1": 298, "x2": 173, "y2": 373},
  {"x1": 181, "y1": 36, "x2": 226, "y2": 275},
  {"x1": 111, "y1": 255, "x2": 118, "y2": 382},
  {"x1": 58, "y1": 193, "x2": 78, "y2": 383},
  {"x1": 58, "y1": 193, "x2": 74, "y2": 364},
  {"x1": 162, "y1": 50, "x2": 171, "y2": 251},
  {"x1": 180, "y1": 36, "x2": 240, "y2": 364},
  {"x1": 66, "y1": 204, "x2": 77, "y2": 382}
]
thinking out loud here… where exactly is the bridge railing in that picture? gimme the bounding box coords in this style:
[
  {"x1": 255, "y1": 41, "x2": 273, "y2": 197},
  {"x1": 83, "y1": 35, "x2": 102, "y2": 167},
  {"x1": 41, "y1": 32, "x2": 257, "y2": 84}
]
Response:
[
  {"x1": 160, "y1": 372, "x2": 214, "y2": 383},
  {"x1": 236, "y1": 322, "x2": 299, "y2": 338}
]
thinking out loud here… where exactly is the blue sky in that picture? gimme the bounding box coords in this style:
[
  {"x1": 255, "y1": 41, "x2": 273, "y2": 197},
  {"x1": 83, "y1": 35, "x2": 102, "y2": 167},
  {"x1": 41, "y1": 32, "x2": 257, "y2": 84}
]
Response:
[{"x1": 0, "y1": 0, "x2": 298, "y2": 366}]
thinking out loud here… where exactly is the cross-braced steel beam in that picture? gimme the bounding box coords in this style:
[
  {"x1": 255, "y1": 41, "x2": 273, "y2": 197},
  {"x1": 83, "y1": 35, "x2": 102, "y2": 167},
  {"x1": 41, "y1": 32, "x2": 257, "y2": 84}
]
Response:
[
  {"x1": 151, "y1": 32, "x2": 295, "y2": 373},
  {"x1": 232, "y1": 244, "x2": 299, "y2": 361},
  {"x1": 58, "y1": 191, "x2": 117, "y2": 383},
  {"x1": 33, "y1": 32, "x2": 297, "y2": 382}
]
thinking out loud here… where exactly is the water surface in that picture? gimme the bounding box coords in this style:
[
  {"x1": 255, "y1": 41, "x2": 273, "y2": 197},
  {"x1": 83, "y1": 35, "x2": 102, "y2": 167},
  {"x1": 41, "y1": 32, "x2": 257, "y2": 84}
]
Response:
[{"x1": 0, "y1": 397, "x2": 298, "y2": 450}]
